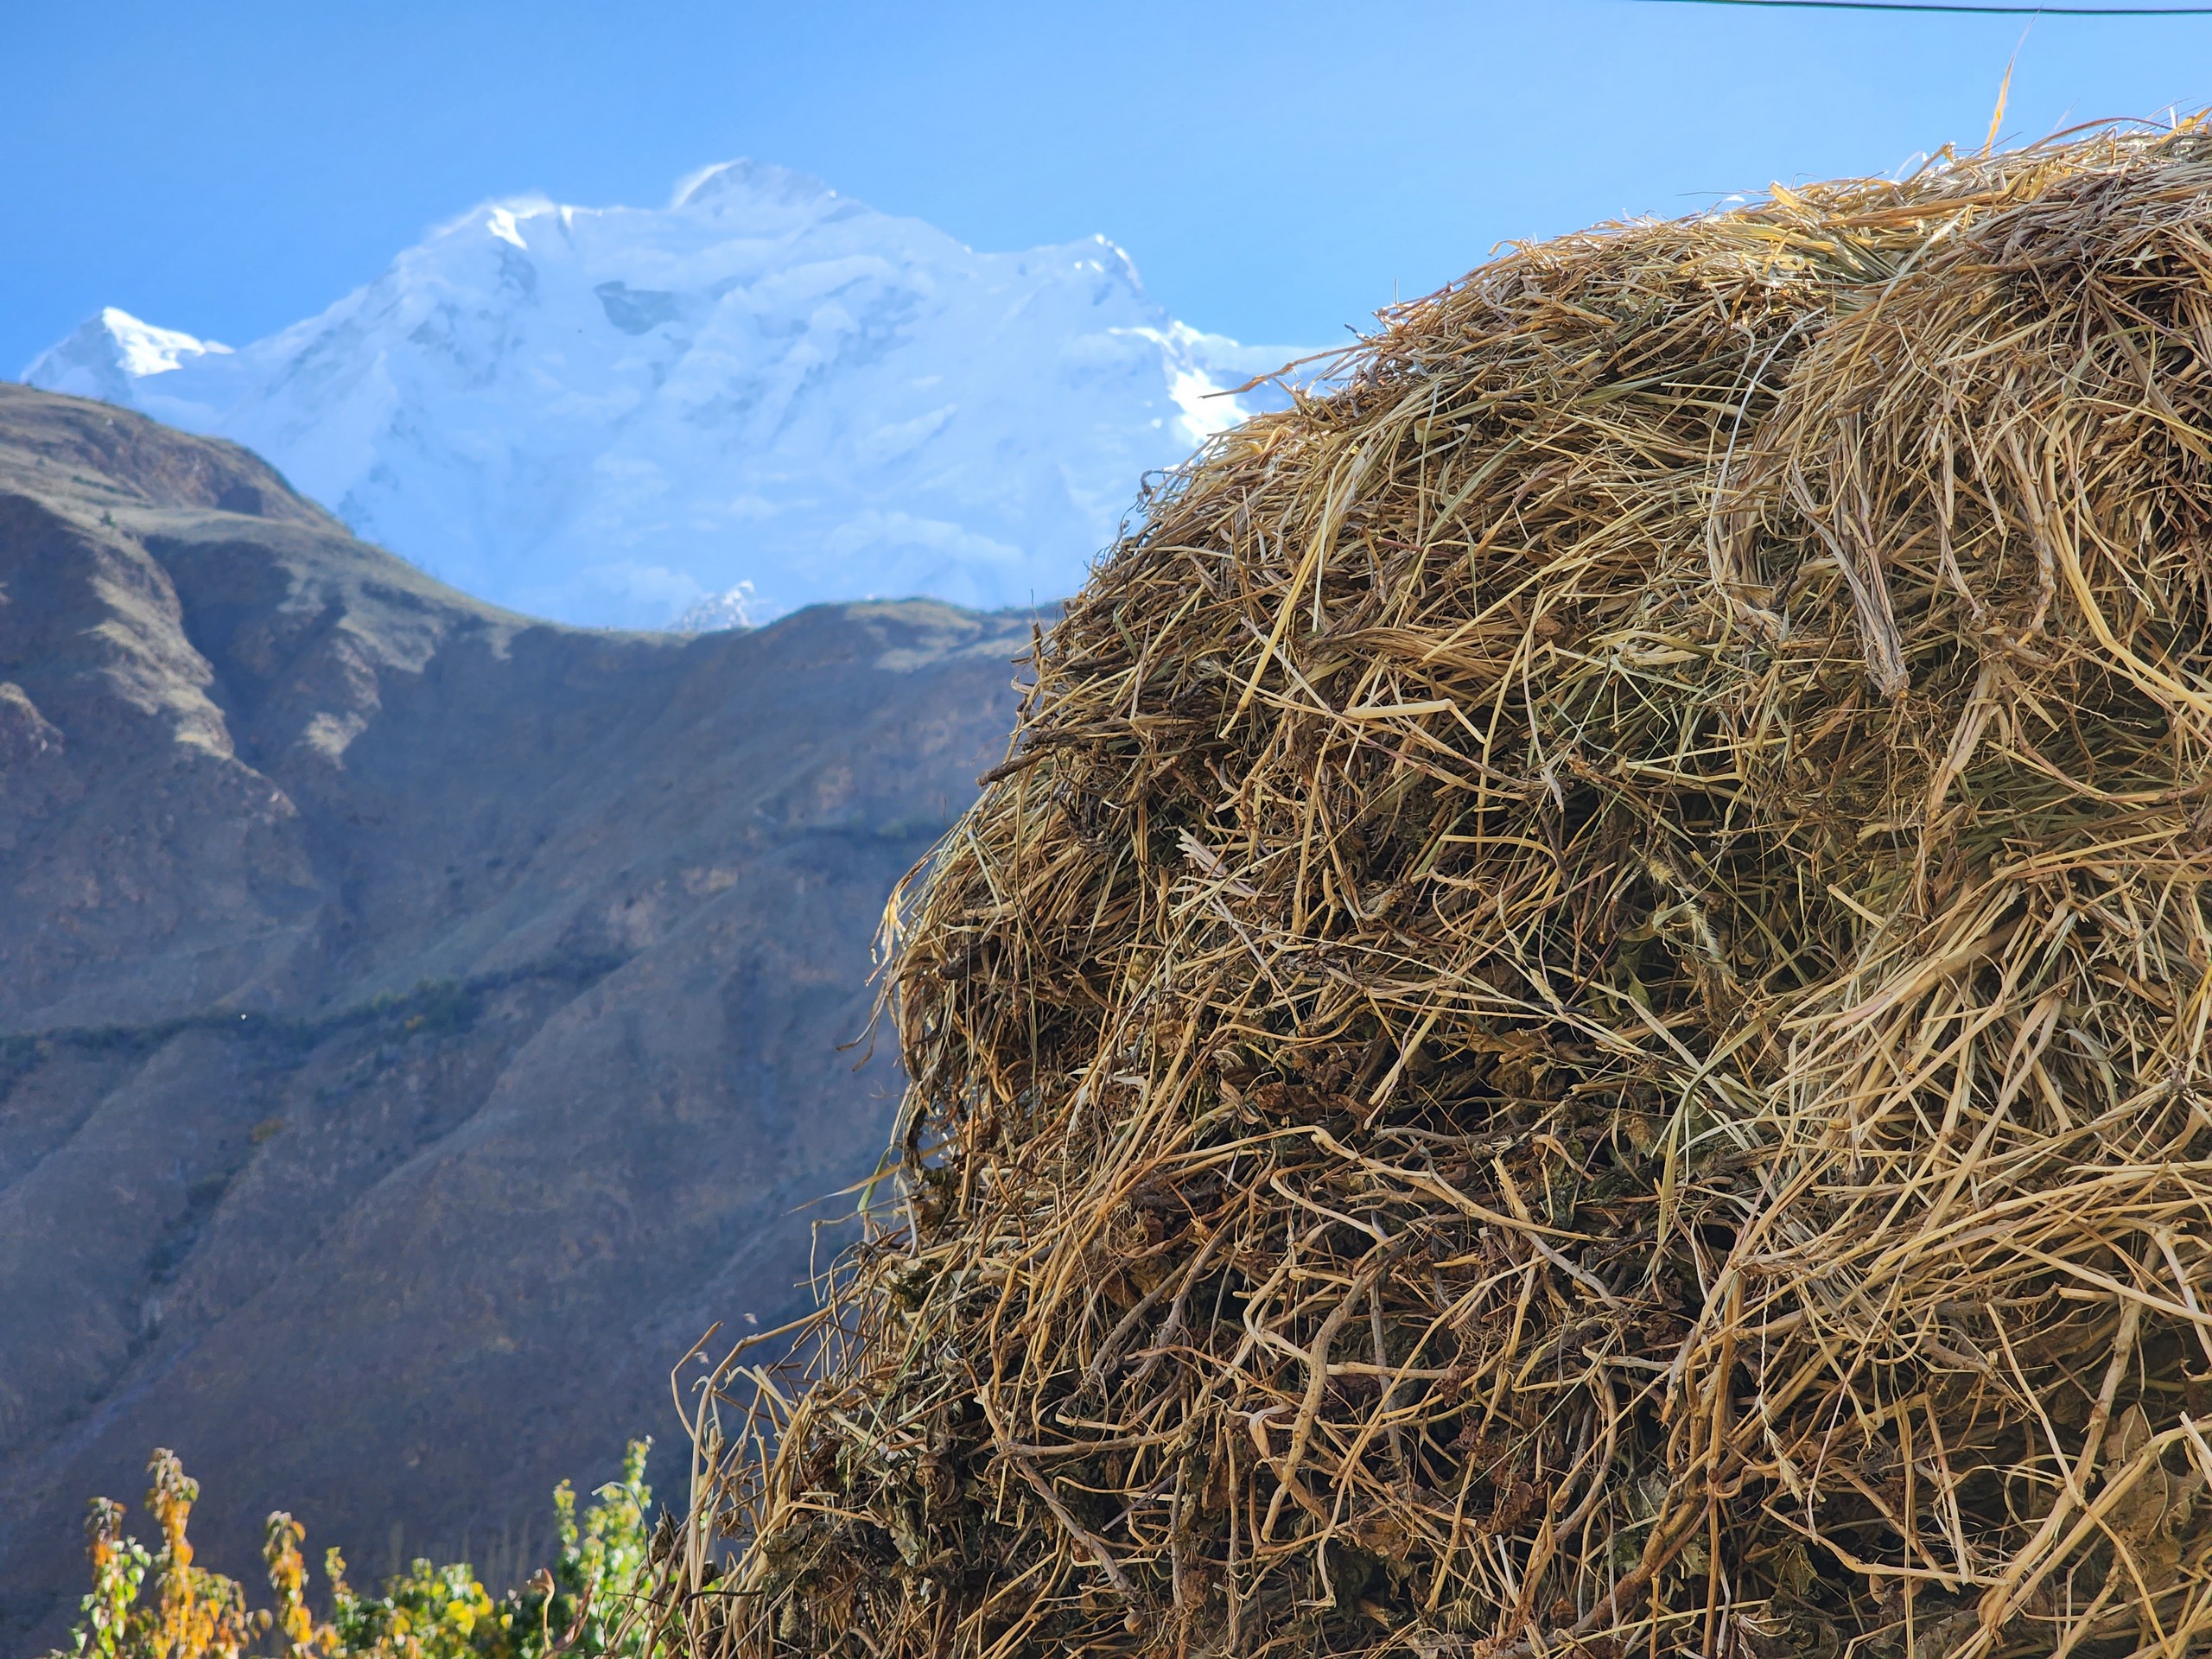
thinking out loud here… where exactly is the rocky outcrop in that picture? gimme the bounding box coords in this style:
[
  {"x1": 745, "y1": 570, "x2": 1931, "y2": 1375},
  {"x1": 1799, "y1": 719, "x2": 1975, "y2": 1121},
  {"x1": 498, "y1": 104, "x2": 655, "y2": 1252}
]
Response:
[{"x1": 0, "y1": 384, "x2": 1028, "y2": 1651}]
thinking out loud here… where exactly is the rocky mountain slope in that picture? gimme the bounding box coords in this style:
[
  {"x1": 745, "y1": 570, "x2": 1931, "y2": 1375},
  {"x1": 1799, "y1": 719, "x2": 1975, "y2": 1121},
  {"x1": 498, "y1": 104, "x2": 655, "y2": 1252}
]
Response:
[
  {"x1": 23, "y1": 161, "x2": 1301, "y2": 626},
  {"x1": 0, "y1": 384, "x2": 1029, "y2": 1652}
]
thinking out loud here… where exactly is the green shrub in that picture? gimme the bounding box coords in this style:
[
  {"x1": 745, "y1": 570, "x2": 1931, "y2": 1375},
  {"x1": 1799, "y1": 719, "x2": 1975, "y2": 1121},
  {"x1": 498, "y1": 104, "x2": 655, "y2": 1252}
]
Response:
[{"x1": 46, "y1": 1442, "x2": 658, "y2": 1659}]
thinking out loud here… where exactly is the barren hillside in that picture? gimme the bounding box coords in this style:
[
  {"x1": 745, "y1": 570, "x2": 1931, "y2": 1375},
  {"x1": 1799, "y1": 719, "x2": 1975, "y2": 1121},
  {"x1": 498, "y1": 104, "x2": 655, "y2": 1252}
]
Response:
[{"x1": 0, "y1": 384, "x2": 1027, "y2": 1652}]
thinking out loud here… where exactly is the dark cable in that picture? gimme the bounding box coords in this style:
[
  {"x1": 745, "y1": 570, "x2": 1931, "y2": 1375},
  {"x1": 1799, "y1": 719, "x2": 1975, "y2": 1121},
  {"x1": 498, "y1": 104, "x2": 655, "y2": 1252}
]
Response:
[{"x1": 1629, "y1": 1, "x2": 2212, "y2": 14}]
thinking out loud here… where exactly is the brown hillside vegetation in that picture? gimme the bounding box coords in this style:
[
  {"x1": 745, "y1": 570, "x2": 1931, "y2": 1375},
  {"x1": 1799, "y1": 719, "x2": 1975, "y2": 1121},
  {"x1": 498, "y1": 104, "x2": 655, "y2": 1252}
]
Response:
[{"x1": 666, "y1": 124, "x2": 2212, "y2": 1659}]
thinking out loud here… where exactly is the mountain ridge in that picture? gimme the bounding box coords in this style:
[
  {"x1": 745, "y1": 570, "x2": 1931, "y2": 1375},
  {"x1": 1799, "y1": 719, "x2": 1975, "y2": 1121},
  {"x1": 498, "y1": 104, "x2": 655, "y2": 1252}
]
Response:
[
  {"x1": 0, "y1": 384, "x2": 1026, "y2": 1653},
  {"x1": 23, "y1": 161, "x2": 1307, "y2": 627}
]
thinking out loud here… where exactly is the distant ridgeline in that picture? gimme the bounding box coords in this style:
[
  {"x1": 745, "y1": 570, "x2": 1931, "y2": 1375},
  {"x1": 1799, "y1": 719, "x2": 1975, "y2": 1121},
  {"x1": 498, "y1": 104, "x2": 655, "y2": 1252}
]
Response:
[
  {"x1": 0, "y1": 384, "x2": 1033, "y2": 1656},
  {"x1": 21, "y1": 159, "x2": 1309, "y2": 627}
]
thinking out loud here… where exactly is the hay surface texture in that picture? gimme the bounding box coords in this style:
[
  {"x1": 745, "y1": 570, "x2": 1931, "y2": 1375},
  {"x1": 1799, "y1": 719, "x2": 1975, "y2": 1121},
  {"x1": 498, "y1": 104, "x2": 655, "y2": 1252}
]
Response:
[{"x1": 674, "y1": 128, "x2": 2212, "y2": 1659}]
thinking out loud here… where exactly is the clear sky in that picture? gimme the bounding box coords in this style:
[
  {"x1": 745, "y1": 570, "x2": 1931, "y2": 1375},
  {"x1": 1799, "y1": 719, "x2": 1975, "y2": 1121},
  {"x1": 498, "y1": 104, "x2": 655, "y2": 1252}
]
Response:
[{"x1": 7, "y1": 0, "x2": 2212, "y2": 372}]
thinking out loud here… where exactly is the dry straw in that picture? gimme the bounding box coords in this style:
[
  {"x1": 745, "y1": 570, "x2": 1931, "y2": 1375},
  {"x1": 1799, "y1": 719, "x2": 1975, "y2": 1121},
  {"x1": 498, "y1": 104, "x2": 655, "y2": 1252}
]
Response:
[{"x1": 664, "y1": 122, "x2": 2212, "y2": 1659}]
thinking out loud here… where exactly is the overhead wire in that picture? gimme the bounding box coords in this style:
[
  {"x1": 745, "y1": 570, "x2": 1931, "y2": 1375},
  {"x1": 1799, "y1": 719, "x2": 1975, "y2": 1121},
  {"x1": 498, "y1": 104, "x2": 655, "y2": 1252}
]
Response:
[{"x1": 1629, "y1": 1, "x2": 2212, "y2": 15}]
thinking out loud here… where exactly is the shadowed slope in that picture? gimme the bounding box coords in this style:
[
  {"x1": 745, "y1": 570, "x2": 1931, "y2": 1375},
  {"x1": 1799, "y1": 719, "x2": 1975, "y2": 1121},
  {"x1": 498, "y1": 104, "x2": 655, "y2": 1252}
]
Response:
[{"x1": 0, "y1": 384, "x2": 1030, "y2": 1652}]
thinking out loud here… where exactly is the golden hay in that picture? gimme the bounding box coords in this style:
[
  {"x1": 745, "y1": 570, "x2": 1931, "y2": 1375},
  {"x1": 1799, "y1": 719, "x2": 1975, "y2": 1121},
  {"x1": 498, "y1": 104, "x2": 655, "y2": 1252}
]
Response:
[{"x1": 670, "y1": 124, "x2": 2212, "y2": 1659}]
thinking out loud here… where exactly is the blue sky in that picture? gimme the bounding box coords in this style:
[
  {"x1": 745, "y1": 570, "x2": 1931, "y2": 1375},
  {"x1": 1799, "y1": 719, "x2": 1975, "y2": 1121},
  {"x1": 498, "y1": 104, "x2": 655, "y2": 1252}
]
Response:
[{"x1": 6, "y1": 0, "x2": 2212, "y2": 370}]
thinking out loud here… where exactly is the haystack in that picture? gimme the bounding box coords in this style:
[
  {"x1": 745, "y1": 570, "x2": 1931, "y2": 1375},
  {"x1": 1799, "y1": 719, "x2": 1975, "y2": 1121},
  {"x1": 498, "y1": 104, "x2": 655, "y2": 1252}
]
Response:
[{"x1": 669, "y1": 125, "x2": 2212, "y2": 1659}]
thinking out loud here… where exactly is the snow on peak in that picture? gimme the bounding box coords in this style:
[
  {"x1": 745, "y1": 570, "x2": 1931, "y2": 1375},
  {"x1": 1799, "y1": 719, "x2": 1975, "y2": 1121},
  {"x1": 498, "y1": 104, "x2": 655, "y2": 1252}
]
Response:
[
  {"x1": 22, "y1": 308, "x2": 232, "y2": 407},
  {"x1": 484, "y1": 207, "x2": 531, "y2": 250},
  {"x1": 101, "y1": 308, "x2": 232, "y2": 376},
  {"x1": 23, "y1": 166, "x2": 1315, "y2": 628},
  {"x1": 671, "y1": 157, "x2": 838, "y2": 212},
  {"x1": 671, "y1": 581, "x2": 759, "y2": 633}
]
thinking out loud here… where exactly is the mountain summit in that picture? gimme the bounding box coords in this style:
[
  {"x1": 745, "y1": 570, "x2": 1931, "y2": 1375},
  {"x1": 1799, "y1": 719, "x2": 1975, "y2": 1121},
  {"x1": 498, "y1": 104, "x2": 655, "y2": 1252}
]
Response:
[{"x1": 24, "y1": 163, "x2": 1302, "y2": 626}]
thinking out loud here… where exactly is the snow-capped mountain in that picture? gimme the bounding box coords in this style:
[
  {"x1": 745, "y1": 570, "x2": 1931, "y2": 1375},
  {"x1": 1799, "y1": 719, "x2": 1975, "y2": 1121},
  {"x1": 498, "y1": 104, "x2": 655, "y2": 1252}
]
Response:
[{"x1": 24, "y1": 161, "x2": 1306, "y2": 626}]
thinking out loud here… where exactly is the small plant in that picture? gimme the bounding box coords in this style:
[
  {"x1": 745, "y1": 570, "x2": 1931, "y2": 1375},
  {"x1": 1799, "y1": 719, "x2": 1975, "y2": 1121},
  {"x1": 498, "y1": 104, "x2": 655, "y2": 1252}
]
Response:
[
  {"x1": 263, "y1": 1516, "x2": 315, "y2": 1659},
  {"x1": 540, "y1": 1438, "x2": 655, "y2": 1657},
  {"x1": 325, "y1": 1549, "x2": 505, "y2": 1656},
  {"x1": 45, "y1": 1442, "x2": 658, "y2": 1659},
  {"x1": 65, "y1": 1498, "x2": 149, "y2": 1659}
]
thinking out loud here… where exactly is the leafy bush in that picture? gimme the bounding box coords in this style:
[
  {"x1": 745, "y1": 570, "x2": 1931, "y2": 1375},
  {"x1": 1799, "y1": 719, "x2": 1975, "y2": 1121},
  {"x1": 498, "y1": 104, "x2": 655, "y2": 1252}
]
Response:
[{"x1": 46, "y1": 1441, "x2": 658, "y2": 1659}]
